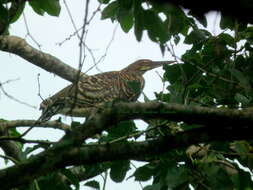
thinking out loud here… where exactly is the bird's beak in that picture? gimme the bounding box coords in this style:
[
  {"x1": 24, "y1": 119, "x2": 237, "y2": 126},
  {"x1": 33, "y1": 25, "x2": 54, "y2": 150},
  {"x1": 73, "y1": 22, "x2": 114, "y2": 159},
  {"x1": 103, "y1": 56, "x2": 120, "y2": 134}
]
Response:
[{"x1": 151, "y1": 60, "x2": 176, "y2": 68}]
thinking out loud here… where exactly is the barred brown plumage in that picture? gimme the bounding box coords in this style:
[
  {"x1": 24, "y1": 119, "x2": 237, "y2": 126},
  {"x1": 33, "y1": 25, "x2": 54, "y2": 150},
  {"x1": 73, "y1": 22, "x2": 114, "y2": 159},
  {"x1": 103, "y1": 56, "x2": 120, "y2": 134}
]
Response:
[{"x1": 39, "y1": 59, "x2": 175, "y2": 121}]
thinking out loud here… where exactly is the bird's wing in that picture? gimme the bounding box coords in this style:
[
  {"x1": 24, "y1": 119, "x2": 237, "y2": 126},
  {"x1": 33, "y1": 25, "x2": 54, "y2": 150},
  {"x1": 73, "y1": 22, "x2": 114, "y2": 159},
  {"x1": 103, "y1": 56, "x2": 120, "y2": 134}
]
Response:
[{"x1": 40, "y1": 72, "x2": 120, "y2": 111}]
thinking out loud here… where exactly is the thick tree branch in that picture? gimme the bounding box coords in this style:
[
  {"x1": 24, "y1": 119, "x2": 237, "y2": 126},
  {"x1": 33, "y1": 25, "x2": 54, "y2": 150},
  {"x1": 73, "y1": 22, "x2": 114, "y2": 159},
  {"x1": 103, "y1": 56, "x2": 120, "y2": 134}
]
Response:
[
  {"x1": 0, "y1": 35, "x2": 85, "y2": 82},
  {"x1": 0, "y1": 123, "x2": 253, "y2": 189},
  {"x1": 1, "y1": 102, "x2": 253, "y2": 189}
]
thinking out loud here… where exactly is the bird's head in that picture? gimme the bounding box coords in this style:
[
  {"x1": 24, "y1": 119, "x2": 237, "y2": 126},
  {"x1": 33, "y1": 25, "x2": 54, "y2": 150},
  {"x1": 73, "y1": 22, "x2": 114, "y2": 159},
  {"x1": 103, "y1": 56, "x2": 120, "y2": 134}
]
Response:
[{"x1": 122, "y1": 59, "x2": 176, "y2": 75}]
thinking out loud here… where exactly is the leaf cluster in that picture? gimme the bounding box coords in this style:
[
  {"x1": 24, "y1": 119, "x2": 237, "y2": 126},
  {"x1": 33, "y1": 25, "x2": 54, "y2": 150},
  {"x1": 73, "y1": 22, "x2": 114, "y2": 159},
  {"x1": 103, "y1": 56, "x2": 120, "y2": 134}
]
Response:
[{"x1": 0, "y1": 0, "x2": 60, "y2": 34}]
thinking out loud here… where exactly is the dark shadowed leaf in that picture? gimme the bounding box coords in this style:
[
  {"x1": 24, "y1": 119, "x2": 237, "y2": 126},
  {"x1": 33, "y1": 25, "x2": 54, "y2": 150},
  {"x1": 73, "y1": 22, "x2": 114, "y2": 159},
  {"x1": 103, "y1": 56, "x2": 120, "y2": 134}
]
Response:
[
  {"x1": 143, "y1": 184, "x2": 161, "y2": 190},
  {"x1": 184, "y1": 29, "x2": 208, "y2": 45},
  {"x1": 229, "y1": 68, "x2": 250, "y2": 89},
  {"x1": 42, "y1": 0, "x2": 61, "y2": 16},
  {"x1": 235, "y1": 93, "x2": 251, "y2": 105},
  {"x1": 220, "y1": 14, "x2": 235, "y2": 30},
  {"x1": 143, "y1": 10, "x2": 168, "y2": 43},
  {"x1": 165, "y1": 165, "x2": 189, "y2": 188},
  {"x1": 163, "y1": 64, "x2": 181, "y2": 84},
  {"x1": 106, "y1": 120, "x2": 137, "y2": 140},
  {"x1": 133, "y1": 164, "x2": 154, "y2": 181},
  {"x1": 117, "y1": 7, "x2": 133, "y2": 32},
  {"x1": 37, "y1": 172, "x2": 72, "y2": 190},
  {"x1": 110, "y1": 160, "x2": 130, "y2": 182},
  {"x1": 10, "y1": 2, "x2": 25, "y2": 23},
  {"x1": 188, "y1": 10, "x2": 207, "y2": 27},
  {"x1": 61, "y1": 169, "x2": 80, "y2": 190},
  {"x1": 101, "y1": 1, "x2": 119, "y2": 20},
  {"x1": 84, "y1": 180, "x2": 100, "y2": 190},
  {"x1": 98, "y1": 0, "x2": 110, "y2": 3},
  {"x1": 0, "y1": 4, "x2": 8, "y2": 22},
  {"x1": 219, "y1": 33, "x2": 235, "y2": 47},
  {"x1": 29, "y1": 0, "x2": 60, "y2": 16}
]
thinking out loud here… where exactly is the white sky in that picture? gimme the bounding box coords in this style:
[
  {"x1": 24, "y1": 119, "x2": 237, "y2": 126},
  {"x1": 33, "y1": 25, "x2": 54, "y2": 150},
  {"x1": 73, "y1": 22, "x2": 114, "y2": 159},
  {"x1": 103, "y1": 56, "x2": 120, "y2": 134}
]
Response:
[{"x1": 0, "y1": 1, "x2": 220, "y2": 189}]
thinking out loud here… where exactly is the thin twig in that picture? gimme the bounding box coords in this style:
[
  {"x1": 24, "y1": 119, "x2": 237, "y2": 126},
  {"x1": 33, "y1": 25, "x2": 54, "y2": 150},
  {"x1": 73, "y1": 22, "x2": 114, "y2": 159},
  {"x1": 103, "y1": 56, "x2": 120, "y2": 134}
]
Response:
[
  {"x1": 102, "y1": 170, "x2": 108, "y2": 190},
  {"x1": 0, "y1": 154, "x2": 19, "y2": 164},
  {"x1": 0, "y1": 135, "x2": 54, "y2": 145},
  {"x1": 84, "y1": 24, "x2": 118, "y2": 74},
  {"x1": 0, "y1": 80, "x2": 37, "y2": 109},
  {"x1": 23, "y1": 12, "x2": 41, "y2": 48},
  {"x1": 130, "y1": 162, "x2": 144, "y2": 190},
  {"x1": 58, "y1": 1, "x2": 101, "y2": 46},
  {"x1": 83, "y1": 123, "x2": 167, "y2": 146},
  {"x1": 37, "y1": 73, "x2": 44, "y2": 101}
]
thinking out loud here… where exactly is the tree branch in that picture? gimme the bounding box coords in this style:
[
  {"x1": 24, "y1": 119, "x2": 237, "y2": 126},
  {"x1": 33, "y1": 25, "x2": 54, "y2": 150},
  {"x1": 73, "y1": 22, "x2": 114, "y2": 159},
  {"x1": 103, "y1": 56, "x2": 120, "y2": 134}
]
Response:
[
  {"x1": 0, "y1": 119, "x2": 71, "y2": 131},
  {"x1": 0, "y1": 35, "x2": 84, "y2": 82},
  {"x1": 1, "y1": 102, "x2": 253, "y2": 189},
  {"x1": 0, "y1": 122, "x2": 253, "y2": 189}
]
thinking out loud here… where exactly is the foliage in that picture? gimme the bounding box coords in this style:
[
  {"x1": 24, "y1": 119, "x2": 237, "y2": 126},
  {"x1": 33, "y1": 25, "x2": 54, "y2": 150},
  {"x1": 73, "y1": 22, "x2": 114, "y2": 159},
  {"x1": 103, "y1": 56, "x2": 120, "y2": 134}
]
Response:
[
  {"x1": 1, "y1": 0, "x2": 253, "y2": 190},
  {"x1": 99, "y1": 1, "x2": 253, "y2": 189}
]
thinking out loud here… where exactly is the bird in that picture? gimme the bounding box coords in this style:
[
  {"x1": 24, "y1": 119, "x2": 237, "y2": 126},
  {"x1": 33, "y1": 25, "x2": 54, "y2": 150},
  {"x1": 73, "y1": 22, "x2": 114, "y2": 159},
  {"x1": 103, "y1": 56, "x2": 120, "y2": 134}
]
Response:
[{"x1": 39, "y1": 59, "x2": 175, "y2": 121}]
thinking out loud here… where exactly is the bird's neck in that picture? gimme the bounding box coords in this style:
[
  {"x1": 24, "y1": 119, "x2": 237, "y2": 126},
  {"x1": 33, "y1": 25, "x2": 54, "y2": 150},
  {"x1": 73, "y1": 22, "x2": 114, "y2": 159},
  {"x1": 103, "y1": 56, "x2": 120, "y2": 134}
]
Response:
[{"x1": 119, "y1": 70, "x2": 144, "y2": 81}]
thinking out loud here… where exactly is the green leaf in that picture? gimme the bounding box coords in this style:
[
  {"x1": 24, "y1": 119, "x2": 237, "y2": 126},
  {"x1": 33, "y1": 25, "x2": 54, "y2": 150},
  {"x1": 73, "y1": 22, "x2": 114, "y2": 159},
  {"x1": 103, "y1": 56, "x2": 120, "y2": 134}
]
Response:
[
  {"x1": 134, "y1": 164, "x2": 154, "y2": 181},
  {"x1": 118, "y1": 8, "x2": 133, "y2": 32},
  {"x1": 101, "y1": 1, "x2": 119, "y2": 20},
  {"x1": 61, "y1": 169, "x2": 80, "y2": 190},
  {"x1": 71, "y1": 121, "x2": 81, "y2": 129},
  {"x1": 166, "y1": 5, "x2": 189, "y2": 36},
  {"x1": 159, "y1": 43, "x2": 165, "y2": 56},
  {"x1": 106, "y1": 120, "x2": 137, "y2": 140},
  {"x1": 29, "y1": 0, "x2": 45, "y2": 15},
  {"x1": 163, "y1": 64, "x2": 181, "y2": 84},
  {"x1": 219, "y1": 33, "x2": 235, "y2": 47},
  {"x1": 37, "y1": 172, "x2": 72, "y2": 190},
  {"x1": 84, "y1": 180, "x2": 100, "y2": 190},
  {"x1": 110, "y1": 160, "x2": 130, "y2": 182},
  {"x1": 0, "y1": 4, "x2": 9, "y2": 22},
  {"x1": 29, "y1": 0, "x2": 61, "y2": 16},
  {"x1": 184, "y1": 29, "x2": 207, "y2": 45},
  {"x1": 231, "y1": 141, "x2": 248, "y2": 154},
  {"x1": 188, "y1": 10, "x2": 207, "y2": 27},
  {"x1": 231, "y1": 168, "x2": 253, "y2": 190},
  {"x1": 195, "y1": 14, "x2": 207, "y2": 27},
  {"x1": 143, "y1": 184, "x2": 161, "y2": 190},
  {"x1": 165, "y1": 166, "x2": 188, "y2": 188},
  {"x1": 143, "y1": 10, "x2": 168, "y2": 43},
  {"x1": 133, "y1": 1, "x2": 144, "y2": 41},
  {"x1": 98, "y1": 0, "x2": 110, "y2": 4},
  {"x1": 42, "y1": 0, "x2": 61, "y2": 16},
  {"x1": 220, "y1": 14, "x2": 235, "y2": 30},
  {"x1": 82, "y1": 163, "x2": 111, "y2": 179},
  {"x1": 10, "y1": 2, "x2": 25, "y2": 23},
  {"x1": 229, "y1": 68, "x2": 250, "y2": 89},
  {"x1": 204, "y1": 164, "x2": 234, "y2": 190},
  {"x1": 235, "y1": 93, "x2": 251, "y2": 105},
  {"x1": 8, "y1": 128, "x2": 23, "y2": 150}
]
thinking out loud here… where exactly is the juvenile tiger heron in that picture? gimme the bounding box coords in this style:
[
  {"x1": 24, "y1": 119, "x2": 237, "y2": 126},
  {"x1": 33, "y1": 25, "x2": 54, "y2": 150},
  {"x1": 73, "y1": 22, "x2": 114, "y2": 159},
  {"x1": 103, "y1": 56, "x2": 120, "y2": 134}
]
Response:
[{"x1": 40, "y1": 59, "x2": 175, "y2": 120}]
